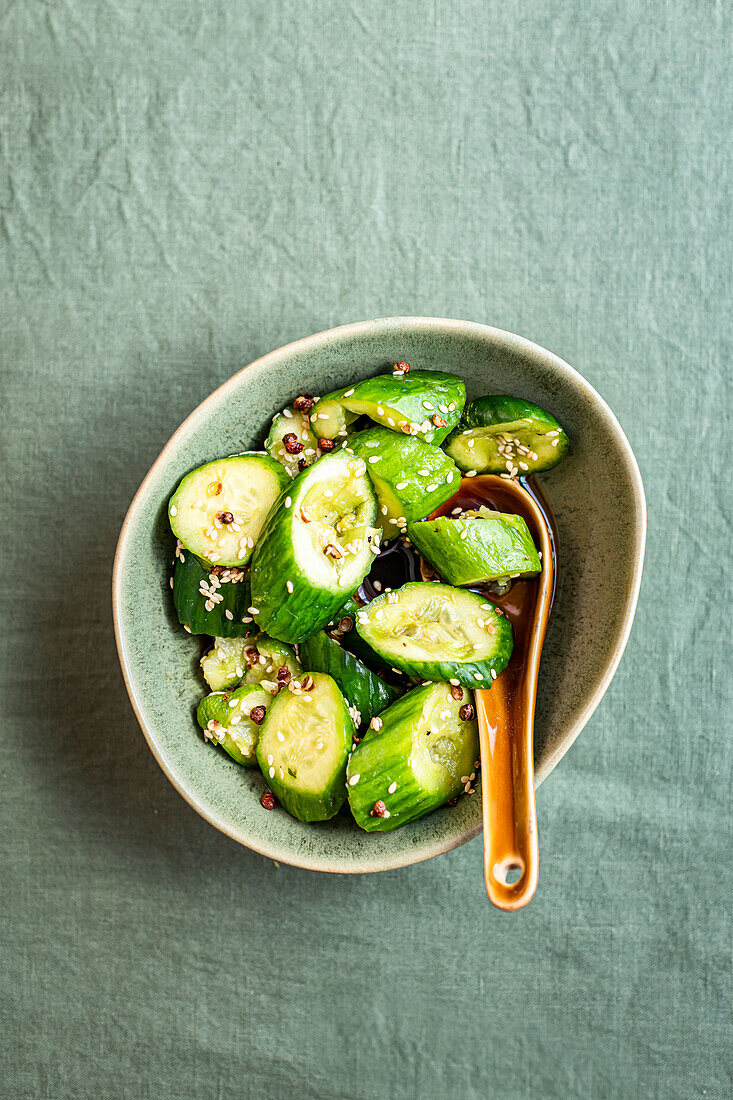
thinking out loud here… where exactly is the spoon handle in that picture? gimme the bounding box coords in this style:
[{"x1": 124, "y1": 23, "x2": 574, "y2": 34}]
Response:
[{"x1": 476, "y1": 685, "x2": 538, "y2": 910}]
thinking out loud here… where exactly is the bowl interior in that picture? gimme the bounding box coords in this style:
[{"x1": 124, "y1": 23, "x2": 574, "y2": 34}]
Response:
[{"x1": 114, "y1": 318, "x2": 645, "y2": 872}]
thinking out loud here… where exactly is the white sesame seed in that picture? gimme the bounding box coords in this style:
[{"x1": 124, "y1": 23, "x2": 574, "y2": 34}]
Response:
[
  {"x1": 466, "y1": 470, "x2": 477, "y2": 477},
  {"x1": 169, "y1": 577, "x2": 174, "y2": 589},
  {"x1": 267, "y1": 754, "x2": 274, "y2": 765},
  {"x1": 285, "y1": 496, "x2": 292, "y2": 508},
  {"x1": 183, "y1": 625, "x2": 191, "y2": 633},
  {"x1": 449, "y1": 678, "x2": 460, "y2": 686},
  {"x1": 373, "y1": 581, "x2": 382, "y2": 592},
  {"x1": 286, "y1": 580, "x2": 293, "y2": 593},
  {"x1": 229, "y1": 698, "x2": 239, "y2": 708},
  {"x1": 388, "y1": 781, "x2": 397, "y2": 793},
  {"x1": 344, "y1": 388, "x2": 355, "y2": 397},
  {"x1": 491, "y1": 669, "x2": 497, "y2": 679},
  {"x1": 447, "y1": 472, "x2": 455, "y2": 482},
  {"x1": 225, "y1": 610, "x2": 234, "y2": 620},
  {"x1": 170, "y1": 505, "x2": 177, "y2": 516},
  {"x1": 248, "y1": 606, "x2": 260, "y2": 614},
  {"x1": 348, "y1": 774, "x2": 360, "y2": 785},
  {"x1": 276, "y1": 731, "x2": 284, "y2": 742},
  {"x1": 396, "y1": 481, "x2": 408, "y2": 490},
  {"x1": 241, "y1": 616, "x2": 252, "y2": 623},
  {"x1": 451, "y1": 507, "x2": 462, "y2": 515},
  {"x1": 282, "y1": 408, "x2": 293, "y2": 418},
  {"x1": 377, "y1": 406, "x2": 384, "y2": 415},
  {"x1": 426, "y1": 483, "x2": 437, "y2": 492},
  {"x1": 368, "y1": 455, "x2": 380, "y2": 463},
  {"x1": 269, "y1": 766, "x2": 275, "y2": 778}
]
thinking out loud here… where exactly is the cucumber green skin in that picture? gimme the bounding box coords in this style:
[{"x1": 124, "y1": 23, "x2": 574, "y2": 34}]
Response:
[
  {"x1": 346, "y1": 427, "x2": 460, "y2": 533},
  {"x1": 249, "y1": 453, "x2": 377, "y2": 643},
  {"x1": 196, "y1": 684, "x2": 270, "y2": 766},
  {"x1": 172, "y1": 553, "x2": 258, "y2": 637},
  {"x1": 347, "y1": 683, "x2": 479, "y2": 832},
  {"x1": 299, "y1": 631, "x2": 398, "y2": 726},
  {"x1": 341, "y1": 370, "x2": 465, "y2": 445},
  {"x1": 256, "y1": 673, "x2": 354, "y2": 821},
  {"x1": 355, "y1": 582, "x2": 514, "y2": 688},
  {"x1": 326, "y1": 597, "x2": 396, "y2": 674},
  {"x1": 446, "y1": 394, "x2": 569, "y2": 473},
  {"x1": 463, "y1": 395, "x2": 560, "y2": 430},
  {"x1": 407, "y1": 513, "x2": 541, "y2": 586}
]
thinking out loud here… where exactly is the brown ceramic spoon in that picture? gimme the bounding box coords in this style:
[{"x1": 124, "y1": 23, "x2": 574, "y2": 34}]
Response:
[
  {"x1": 431, "y1": 474, "x2": 555, "y2": 910},
  {"x1": 474, "y1": 475, "x2": 554, "y2": 910}
]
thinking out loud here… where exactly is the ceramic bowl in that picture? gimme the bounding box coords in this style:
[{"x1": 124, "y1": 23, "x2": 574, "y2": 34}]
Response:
[{"x1": 113, "y1": 318, "x2": 645, "y2": 872}]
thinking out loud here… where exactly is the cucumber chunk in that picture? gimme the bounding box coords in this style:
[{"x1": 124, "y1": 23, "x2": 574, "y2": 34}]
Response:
[
  {"x1": 347, "y1": 682, "x2": 479, "y2": 831},
  {"x1": 338, "y1": 370, "x2": 465, "y2": 445},
  {"x1": 196, "y1": 683, "x2": 270, "y2": 767},
  {"x1": 250, "y1": 451, "x2": 379, "y2": 643},
  {"x1": 326, "y1": 597, "x2": 397, "y2": 675},
  {"x1": 346, "y1": 427, "x2": 460, "y2": 537},
  {"x1": 355, "y1": 581, "x2": 513, "y2": 687},
  {"x1": 172, "y1": 551, "x2": 258, "y2": 637},
  {"x1": 310, "y1": 389, "x2": 359, "y2": 440},
  {"x1": 444, "y1": 395, "x2": 569, "y2": 474},
  {"x1": 299, "y1": 631, "x2": 399, "y2": 727},
  {"x1": 266, "y1": 408, "x2": 319, "y2": 477},
  {"x1": 407, "y1": 508, "x2": 541, "y2": 586},
  {"x1": 256, "y1": 672, "x2": 354, "y2": 821},
  {"x1": 200, "y1": 636, "x2": 251, "y2": 691},
  {"x1": 244, "y1": 634, "x2": 302, "y2": 692},
  {"x1": 169, "y1": 453, "x2": 290, "y2": 566},
  {"x1": 200, "y1": 633, "x2": 301, "y2": 692}
]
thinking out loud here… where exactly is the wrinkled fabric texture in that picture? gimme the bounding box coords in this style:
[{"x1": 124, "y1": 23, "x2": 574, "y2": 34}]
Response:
[{"x1": 0, "y1": 2, "x2": 730, "y2": 1098}]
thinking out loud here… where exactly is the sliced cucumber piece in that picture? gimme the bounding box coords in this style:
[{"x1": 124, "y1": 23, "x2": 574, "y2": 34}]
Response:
[
  {"x1": 325, "y1": 597, "x2": 396, "y2": 675},
  {"x1": 338, "y1": 370, "x2": 465, "y2": 445},
  {"x1": 196, "y1": 683, "x2": 270, "y2": 767},
  {"x1": 172, "y1": 551, "x2": 258, "y2": 637},
  {"x1": 355, "y1": 581, "x2": 513, "y2": 687},
  {"x1": 299, "y1": 631, "x2": 399, "y2": 727},
  {"x1": 169, "y1": 453, "x2": 290, "y2": 566},
  {"x1": 407, "y1": 508, "x2": 541, "y2": 586},
  {"x1": 244, "y1": 634, "x2": 301, "y2": 693},
  {"x1": 266, "y1": 408, "x2": 319, "y2": 477},
  {"x1": 256, "y1": 672, "x2": 354, "y2": 821},
  {"x1": 445, "y1": 395, "x2": 569, "y2": 474},
  {"x1": 309, "y1": 389, "x2": 359, "y2": 440},
  {"x1": 250, "y1": 450, "x2": 379, "y2": 643},
  {"x1": 347, "y1": 682, "x2": 479, "y2": 831},
  {"x1": 200, "y1": 636, "x2": 250, "y2": 691},
  {"x1": 347, "y1": 426, "x2": 460, "y2": 537},
  {"x1": 200, "y1": 633, "x2": 301, "y2": 692}
]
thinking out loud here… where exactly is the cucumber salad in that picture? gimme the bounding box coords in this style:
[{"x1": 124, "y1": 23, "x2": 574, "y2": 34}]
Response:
[{"x1": 167, "y1": 365, "x2": 568, "y2": 832}]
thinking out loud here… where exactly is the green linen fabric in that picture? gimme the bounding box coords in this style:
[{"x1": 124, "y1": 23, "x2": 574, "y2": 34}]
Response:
[{"x1": 1, "y1": 2, "x2": 730, "y2": 1097}]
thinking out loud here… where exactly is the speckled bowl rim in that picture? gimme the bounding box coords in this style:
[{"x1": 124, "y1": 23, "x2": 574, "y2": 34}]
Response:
[{"x1": 113, "y1": 317, "x2": 646, "y2": 873}]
